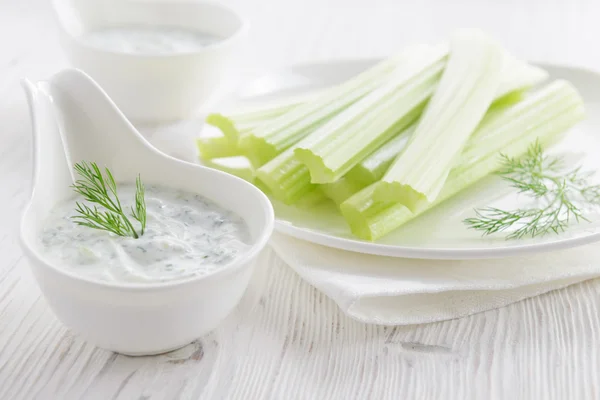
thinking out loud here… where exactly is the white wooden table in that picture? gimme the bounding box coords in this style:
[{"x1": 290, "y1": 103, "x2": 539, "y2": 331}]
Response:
[{"x1": 2, "y1": 0, "x2": 600, "y2": 398}]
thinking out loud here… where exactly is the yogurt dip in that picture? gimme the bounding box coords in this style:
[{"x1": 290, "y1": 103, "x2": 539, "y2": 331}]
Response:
[
  {"x1": 39, "y1": 184, "x2": 251, "y2": 283},
  {"x1": 80, "y1": 26, "x2": 222, "y2": 55}
]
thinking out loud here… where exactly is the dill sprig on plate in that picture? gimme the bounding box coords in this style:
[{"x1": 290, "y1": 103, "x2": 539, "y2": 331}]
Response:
[
  {"x1": 464, "y1": 140, "x2": 600, "y2": 239},
  {"x1": 71, "y1": 161, "x2": 146, "y2": 238}
]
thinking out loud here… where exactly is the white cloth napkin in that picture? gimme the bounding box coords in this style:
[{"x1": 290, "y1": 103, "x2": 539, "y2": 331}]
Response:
[{"x1": 269, "y1": 233, "x2": 600, "y2": 325}]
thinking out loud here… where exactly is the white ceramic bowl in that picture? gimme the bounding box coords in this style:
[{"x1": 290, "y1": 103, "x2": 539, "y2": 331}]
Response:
[
  {"x1": 53, "y1": 0, "x2": 248, "y2": 122},
  {"x1": 20, "y1": 69, "x2": 273, "y2": 355}
]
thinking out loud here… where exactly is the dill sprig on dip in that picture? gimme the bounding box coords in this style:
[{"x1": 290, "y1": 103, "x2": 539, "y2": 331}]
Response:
[
  {"x1": 464, "y1": 141, "x2": 600, "y2": 239},
  {"x1": 71, "y1": 161, "x2": 146, "y2": 238}
]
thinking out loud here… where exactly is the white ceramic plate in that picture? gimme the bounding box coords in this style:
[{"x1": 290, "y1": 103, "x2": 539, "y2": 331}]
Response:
[{"x1": 217, "y1": 59, "x2": 600, "y2": 259}]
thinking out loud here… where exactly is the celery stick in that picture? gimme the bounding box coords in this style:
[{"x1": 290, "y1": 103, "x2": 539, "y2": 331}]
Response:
[
  {"x1": 342, "y1": 125, "x2": 414, "y2": 186},
  {"x1": 202, "y1": 153, "x2": 326, "y2": 207},
  {"x1": 238, "y1": 53, "x2": 415, "y2": 167},
  {"x1": 321, "y1": 177, "x2": 368, "y2": 206},
  {"x1": 204, "y1": 156, "x2": 255, "y2": 182},
  {"x1": 294, "y1": 50, "x2": 446, "y2": 184},
  {"x1": 255, "y1": 148, "x2": 315, "y2": 204},
  {"x1": 340, "y1": 80, "x2": 585, "y2": 241},
  {"x1": 491, "y1": 90, "x2": 524, "y2": 108},
  {"x1": 340, "y1": 183, "x2": 413, "y2": 241},
  {"x1": 496, "y1": 54, "x2": 548, "y2": 99},
  {"x1": 375, "y1": 30, "x2": 505, "y2": 211},
  {"x1": 206, "y1": 91, "x2": 322, "y2": 141},
  {"x1": 295, "y1": 187, "x2": 329, "y2": 208},
  {"x1": 197, "y1": 136, "x2": 242, "y2": 159},
  {"x1": 205, "y1": 114, "x2": 256, "y2": 142},
  {"x1": 459, "y1": 81, "x2": 577, "y2": 160}
]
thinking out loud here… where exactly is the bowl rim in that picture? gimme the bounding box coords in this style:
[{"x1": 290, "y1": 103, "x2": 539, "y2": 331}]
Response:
[
  {"x1": 52, "y1": 0, "x2": 250, "y2": 58},
  {"x1": 20, "y1": 160, "x2": 275, "y2": 292}
]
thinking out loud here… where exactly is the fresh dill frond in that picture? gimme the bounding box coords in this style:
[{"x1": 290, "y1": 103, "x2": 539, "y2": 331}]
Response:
[
  {"x1": 464, "y1": 140, "x2": 600, "y2": 239},
  {"x1": 131, "y1": 175, "x2": 147, "y2": 235},
  {"x1": 71, "y1": 162, "x2": 147, "y2": 238}
]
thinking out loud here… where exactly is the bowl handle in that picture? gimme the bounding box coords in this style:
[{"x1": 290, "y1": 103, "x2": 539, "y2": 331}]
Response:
[{"x1": 21, "y1": 79, "x2": 74, "y2": 210}]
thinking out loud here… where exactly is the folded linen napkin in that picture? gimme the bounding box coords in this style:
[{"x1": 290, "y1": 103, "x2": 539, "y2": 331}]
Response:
[{"x1": 269, "y1": 233, "x2": 600, "y2": 325}]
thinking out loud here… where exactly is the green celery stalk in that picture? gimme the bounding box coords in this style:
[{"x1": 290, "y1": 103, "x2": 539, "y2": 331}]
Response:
[
  {"x1": 205, "y1": 115, "x2": 255, "y2": 142},
  {"x1": 201, "y1": 153, "x2": 326, "y2": 207},
  {"x1": 321, "y1": 124, "x2": 415, "y2": 206},
  {"x1": 206, "y1": 91, "x2": 322, "y2": 141},
  {"x1": 204, "y1": 156, "x2": 255, "y2": 182},
  {"x1": 295, "y1": 187, "x2": 329, "y2": 208},
  {"x1": 321, "y1": 177, "x2": 368, "y2": 206},
  {"x1": 238, "y1": 53, "x2": 413, "y2": 167},
  {"x1": 496, "y1": 54, "x2": 548, "y2": 99},
  {"x1": 340, "y1": 80, "x2": 585, "y2": 241},
  {"x1": 375, "y1": 30, "x2": 505, "y2": 211},
  {"x1": 294, "y1": 50, "x2": 446, "y2": 184},
  {"x1": 344, "y1": 125, "x2": 415, "y2": 186},
  {"x1": 340, "y1": 183, "x2": 412, "y2": 242},
  {"x1": 255, "y1": 148, "x2": 315, "y2": 204},
  {"x1": 197, "y1": 136, "x2": 242, "y2": 159}
]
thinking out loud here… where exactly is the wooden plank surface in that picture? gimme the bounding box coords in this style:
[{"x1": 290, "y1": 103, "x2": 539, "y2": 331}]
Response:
[{"x1": 1, "y1": 0, "x2": 600, "y2": 398}]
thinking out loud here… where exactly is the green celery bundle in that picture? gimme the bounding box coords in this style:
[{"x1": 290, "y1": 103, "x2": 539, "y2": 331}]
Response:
[{"x1": 340, "y1": 80, "x2": 585, "y2": 240}]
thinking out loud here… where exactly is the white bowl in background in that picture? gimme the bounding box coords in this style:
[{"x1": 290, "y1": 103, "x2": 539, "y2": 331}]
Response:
[
  {"x1": 53, "y1": 0, "x2": 248, "y2": 123},
  {"x1": 20, "y1": 69, "x2": 273, "y2": 355}
]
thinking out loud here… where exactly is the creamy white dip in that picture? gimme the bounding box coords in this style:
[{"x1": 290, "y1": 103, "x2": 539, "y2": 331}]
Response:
[
  {"x1": 39, "y1": 185, "x2": 251, "y2": 283},
  {"x1": 81, "y1": 26, "x2": 222, "y2": 55}
]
